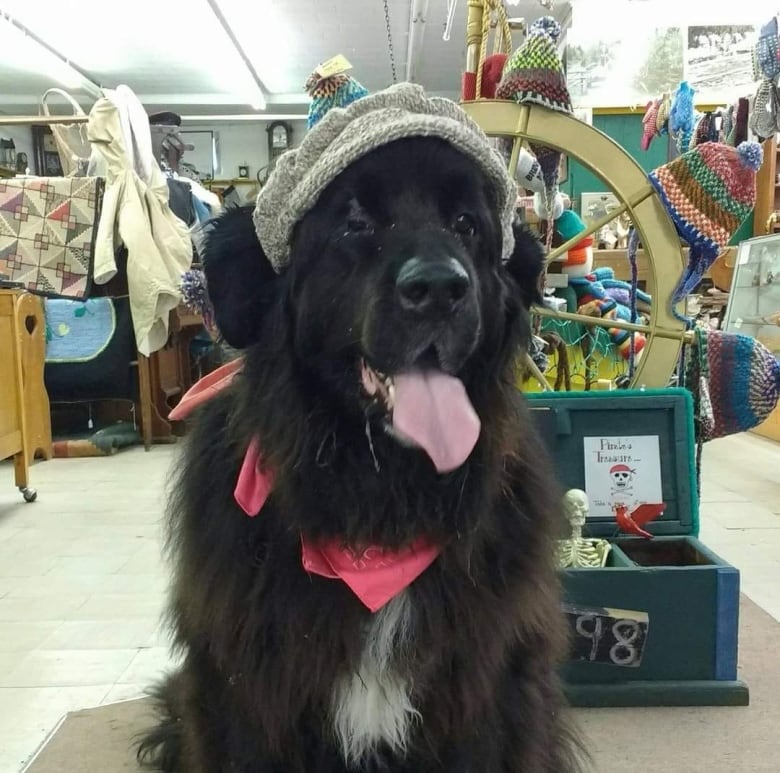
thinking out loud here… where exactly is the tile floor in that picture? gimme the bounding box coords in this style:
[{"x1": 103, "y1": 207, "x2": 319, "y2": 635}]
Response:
[{"x1": 1, "y1": 432, "x2": 779, "y2": 771}]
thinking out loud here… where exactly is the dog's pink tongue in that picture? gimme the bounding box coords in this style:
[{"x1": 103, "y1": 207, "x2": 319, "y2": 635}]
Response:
[{"x1": 392, "y1": 370, "x2": 481, "y2": 474}]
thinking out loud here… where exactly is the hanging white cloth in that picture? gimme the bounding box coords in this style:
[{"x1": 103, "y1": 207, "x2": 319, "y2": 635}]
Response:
[{"x1": 88, "y1": 85, "x2": 192, "y2": 356}]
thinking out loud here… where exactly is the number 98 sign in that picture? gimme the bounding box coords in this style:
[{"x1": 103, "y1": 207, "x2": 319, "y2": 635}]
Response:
[{"x1": 562, "y1": 603, "x2": 649, "y2": 668}]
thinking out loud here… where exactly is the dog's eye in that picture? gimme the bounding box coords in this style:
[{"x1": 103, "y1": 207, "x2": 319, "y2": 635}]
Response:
[{"x1": 453, "y1": 213, "x2": 477, "y2": 237}]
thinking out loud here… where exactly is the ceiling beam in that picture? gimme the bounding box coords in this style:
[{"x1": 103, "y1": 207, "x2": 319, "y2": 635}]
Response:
[
  {"x1": 405, "y1": 0, "x2": 430, "y2": 83},
  {"x1": 0, "y1": 10, "x2": 102, "y2": 98},
  {"x1": 205, "y1": 0, "x2": 268, "y2": 110}
]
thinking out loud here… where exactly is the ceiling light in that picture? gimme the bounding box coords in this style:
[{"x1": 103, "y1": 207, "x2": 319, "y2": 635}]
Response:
[
  {"x1": 181, "y1": 114, "x2": 307, "y2": 123},
  {"x1": 206, "y1": 0, "x2": 267, "y2": 111}
]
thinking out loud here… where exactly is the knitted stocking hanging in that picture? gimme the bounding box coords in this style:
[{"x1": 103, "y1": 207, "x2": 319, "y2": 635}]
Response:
[
  {"x1": 756, "y1": 16, "x2": 780, "y2": 80},
  {"x1": 749, "y1": 79, "x2": 780, "y2": 141},
  {"x1": 656, "y1": 92, "x2": 672, "y2": 136},
  {"x1": 693, "y1": 112, "x2": 713, "y2": 147},
  {"x1": 669, "y1": 81, "x2": 695, "y2": 154},
  {"x1": 731, "y1": 97, "x2": 749, "y2": 146},
  {"x1": 640, "y1": 98, "x2": 661, "y2": 151},
  {"x1": 720, "y1": 103, "x2": 734, "y2": 144}
]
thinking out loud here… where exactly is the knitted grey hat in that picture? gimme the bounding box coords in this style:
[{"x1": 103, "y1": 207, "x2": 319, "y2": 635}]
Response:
[{"x1": 253, "y1": 82, "x2": 517, "y2": 271}]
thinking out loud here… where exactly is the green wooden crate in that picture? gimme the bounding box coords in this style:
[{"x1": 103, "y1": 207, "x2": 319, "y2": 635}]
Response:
[{"x1": 528, "y1": 389, "x2": 748, "y2": 707}]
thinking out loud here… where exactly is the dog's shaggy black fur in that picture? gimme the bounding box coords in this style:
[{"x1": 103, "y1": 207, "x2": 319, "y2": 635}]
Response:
[{"x1": 138, "y1": 138, "x2": 584, "y2": 772}]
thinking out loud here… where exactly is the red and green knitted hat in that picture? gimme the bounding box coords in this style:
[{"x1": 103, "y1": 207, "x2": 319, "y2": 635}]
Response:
[
  {"x1": 649, "y1": 141, "x2": 762, "y2": 302},
  {"x1": 495, "y1": 16, "x2": 572, "y2": 114}
]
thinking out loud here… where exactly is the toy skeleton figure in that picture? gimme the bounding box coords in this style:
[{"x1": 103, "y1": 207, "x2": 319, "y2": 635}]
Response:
[{"x1": 556, "y1": 489, "x2": 611, "y2": 569}]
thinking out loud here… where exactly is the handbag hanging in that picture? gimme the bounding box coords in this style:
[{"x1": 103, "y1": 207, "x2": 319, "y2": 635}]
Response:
[
  {"x1": 40, "y1": 88, "x2": 93, "y2": 177},
  {"x1": 0, "y1": 176, "x2": 104, "y2": 299}
]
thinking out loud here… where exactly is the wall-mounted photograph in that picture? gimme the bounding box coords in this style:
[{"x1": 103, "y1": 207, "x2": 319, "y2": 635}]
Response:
[{"x1": 686, "y1": 25, "x2": 756, "y2": 103}]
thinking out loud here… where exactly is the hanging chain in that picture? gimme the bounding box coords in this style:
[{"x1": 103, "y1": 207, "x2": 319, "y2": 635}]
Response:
[{"x1": 383, "y1": 0, "x2": 398, "y2": 84}]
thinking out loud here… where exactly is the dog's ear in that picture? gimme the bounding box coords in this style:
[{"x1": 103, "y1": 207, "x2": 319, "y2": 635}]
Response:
[
  {"x1": 503, "y1": 221, "x2": 545, "y2": 309},
  {"x1": 202, "y1": 205, "x2": 278, "y2": 349}
]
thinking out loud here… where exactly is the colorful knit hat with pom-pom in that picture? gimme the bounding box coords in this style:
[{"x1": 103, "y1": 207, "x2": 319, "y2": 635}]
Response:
[
  {"x1": 496, "y1": 16, "x2": 571, "y2": 113},
  {"x1": 496, "y1": 17, "x2": 571, "y2": 228},
  {"x1": 305, "y1": 59, "x2": 369, "y2": 129},
  {"x1": 649, "y1": 141, "x2": 763, "y2": 303}
]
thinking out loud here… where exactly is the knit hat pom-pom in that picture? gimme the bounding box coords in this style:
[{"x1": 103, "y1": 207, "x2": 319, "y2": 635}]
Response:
[
  {"x1": 529, "y1": 15, "x2": 561, "y2": 43},
  {"x1": 737, "y1": 141, "x2": 764, "y2": 172}
]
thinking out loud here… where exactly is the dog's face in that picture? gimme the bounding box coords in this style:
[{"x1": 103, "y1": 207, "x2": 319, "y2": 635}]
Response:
[{"x1": 204, "y1": 137, "x2": 543, "y2": 472}]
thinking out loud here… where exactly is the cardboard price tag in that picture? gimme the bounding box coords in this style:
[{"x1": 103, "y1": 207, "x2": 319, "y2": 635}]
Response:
[{"x1": 316, "y1": 55, "x2": 353, "y2": 79}]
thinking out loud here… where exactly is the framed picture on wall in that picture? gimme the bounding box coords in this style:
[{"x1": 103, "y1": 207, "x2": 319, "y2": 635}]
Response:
[
  {"x1": 580, "y1": 192, "x2": 630, "y2": 250},
  {"x1": 179, "y1": 130, "x2": 220, "y2": 181},
  {"x1": 31, "y1": 125, "x2": 64, "y2": 177},
  {"x1": 685, "y1": 25, "x2": 756, "y2": 104}
]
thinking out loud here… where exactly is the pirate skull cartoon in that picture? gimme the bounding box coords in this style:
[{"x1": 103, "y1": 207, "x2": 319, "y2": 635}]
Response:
[{"x1": 609, "y1": 464, "x2": 635, "y2": 490}]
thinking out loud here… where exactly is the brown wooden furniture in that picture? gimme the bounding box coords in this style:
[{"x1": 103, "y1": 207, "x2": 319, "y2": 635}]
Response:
[
  {"x1": 753, "y1": 135, "x2": 779, "y2": 237},
  {"x1": 136, "y1": 305, "x2": 204, "y2": 450},
  {"x1": 0, "y1": 289, "x2": 52, "y2": 502}
]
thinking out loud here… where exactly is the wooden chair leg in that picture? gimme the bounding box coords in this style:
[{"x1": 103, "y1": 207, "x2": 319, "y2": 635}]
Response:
[{"x1": 137, "y1": 354, "x2": 154, "y2": 451}]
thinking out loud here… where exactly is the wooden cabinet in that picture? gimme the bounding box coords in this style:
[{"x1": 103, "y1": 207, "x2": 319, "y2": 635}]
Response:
[
  {"x1": 754, "y1": 135, "x2": 780, "y2": 237},
  {"x1": 0, "y1": 289, "x2": 52, "y2": 502}
]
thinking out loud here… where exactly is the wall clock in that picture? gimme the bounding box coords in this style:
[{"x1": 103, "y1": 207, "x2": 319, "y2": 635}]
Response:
[{"x1": 267, "y1": 121, "x2": 292, "y2": 170}]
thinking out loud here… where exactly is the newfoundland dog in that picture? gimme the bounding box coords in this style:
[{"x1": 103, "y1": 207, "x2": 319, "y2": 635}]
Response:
[{"x1": 138, "y1": 89, "x2": 583, "y2": 772}]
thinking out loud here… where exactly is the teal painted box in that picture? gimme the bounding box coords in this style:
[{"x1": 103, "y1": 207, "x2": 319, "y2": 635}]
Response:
[{"x1": 528, "y1": 389, "x2": 748, "y2": 707}]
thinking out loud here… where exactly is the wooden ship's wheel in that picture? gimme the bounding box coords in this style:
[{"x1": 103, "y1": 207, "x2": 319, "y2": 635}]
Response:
[{"x1": 459, "y1": 0, "x2": 690, "y2": 390}]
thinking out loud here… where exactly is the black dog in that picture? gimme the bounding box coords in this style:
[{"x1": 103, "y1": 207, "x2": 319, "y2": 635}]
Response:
[{"x1": 138, "y1": 137, "x2": 584, "y2": 772}]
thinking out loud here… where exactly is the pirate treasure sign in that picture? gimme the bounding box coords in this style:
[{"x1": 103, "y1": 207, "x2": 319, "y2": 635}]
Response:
[{"x1": 582, "y1": 435, "x2": 664, "y2": 520}]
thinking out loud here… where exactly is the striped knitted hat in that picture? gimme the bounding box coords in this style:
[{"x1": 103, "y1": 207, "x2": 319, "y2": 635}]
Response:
[
  {"x1": 649, "y1": 141, "x2": 762, "y2": 303},
  {"x1": 495, "y1": 16, "x2": 572, "y2": 114},
  {"x1": 495, "y1": 17, "x2": 571, "y2": 218},
  {"x1": 691, "y1": 328, "x2": 780, "y2": 440},
  {"x1": 305, "y1": 70, "x2": 369, "y2": 129}
]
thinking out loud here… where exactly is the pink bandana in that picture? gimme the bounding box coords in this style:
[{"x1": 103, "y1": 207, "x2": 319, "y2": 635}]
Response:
[{"x1": 171, "y1": 363, "x2": 441, "y2": 612}]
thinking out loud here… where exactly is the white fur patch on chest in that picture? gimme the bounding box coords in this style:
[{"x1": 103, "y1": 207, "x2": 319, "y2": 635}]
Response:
[{"x1": 331, "y1": 592, "x2": 419, "y2": 766}]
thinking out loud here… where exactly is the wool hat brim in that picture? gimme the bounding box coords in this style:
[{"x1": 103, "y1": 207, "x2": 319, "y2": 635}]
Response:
[{"x1": 253, "y1": 83, "x2": 517, "y2": 271}]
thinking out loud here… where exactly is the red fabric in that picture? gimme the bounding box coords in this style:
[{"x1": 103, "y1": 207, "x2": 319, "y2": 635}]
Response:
[
  {"x1": 168, "y1": 358, "x2": 244, "y2": 421},
  {"x1": 173, "y1": 364, "x2": 442, "y2": 613},
  {"x1": 234, "y1": 440, "x2": 441, "y2": 613},
  {"x1": 480, "y1": 54, "x2": 508, "y2": 98},
  {"x1": 462, "y1": 72, "x2": 477, "y2": 101}
]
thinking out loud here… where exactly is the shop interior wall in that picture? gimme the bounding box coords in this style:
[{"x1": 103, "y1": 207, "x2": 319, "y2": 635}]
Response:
[
  {"x1": 1, "y1": 126, "x2": 34, "y2": 169},
  {"x1": 2, "y1": 112, "x2": 755, "y2": 241}
]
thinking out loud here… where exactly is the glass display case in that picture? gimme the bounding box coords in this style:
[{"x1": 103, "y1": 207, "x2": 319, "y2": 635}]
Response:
[{"x1": 723, "y1": 234, "x2": 780, "y2": 358}]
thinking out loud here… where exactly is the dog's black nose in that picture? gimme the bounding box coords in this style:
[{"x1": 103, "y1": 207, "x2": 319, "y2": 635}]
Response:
[{"x1": 396, "y1": 257, "x2": 471, "y2": 314}]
